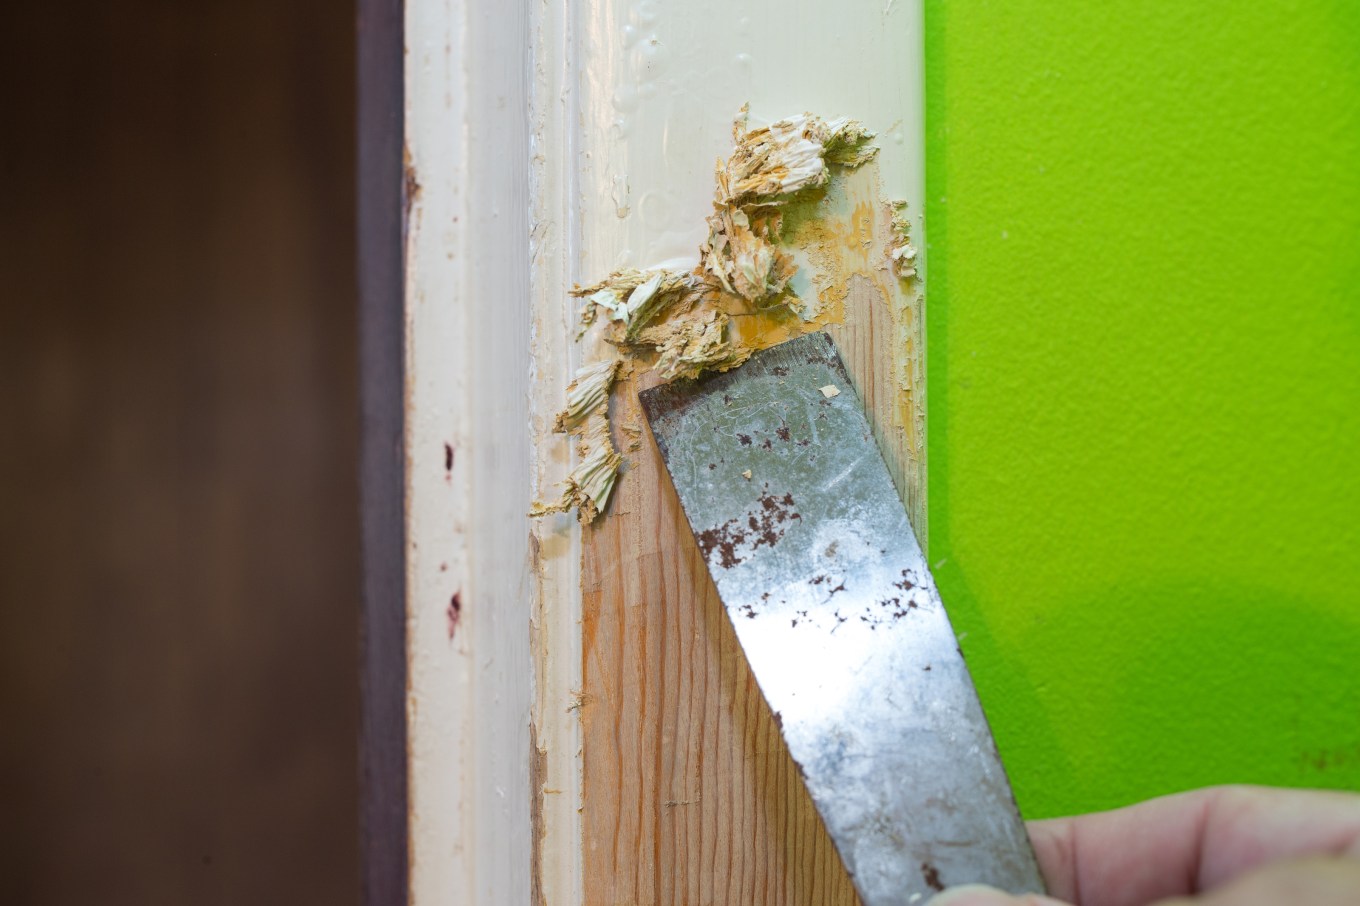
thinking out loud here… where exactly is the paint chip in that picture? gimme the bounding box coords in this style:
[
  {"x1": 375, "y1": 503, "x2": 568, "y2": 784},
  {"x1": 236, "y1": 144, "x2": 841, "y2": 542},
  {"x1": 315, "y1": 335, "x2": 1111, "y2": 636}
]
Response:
[
  {"x1": 536, "y1": 106, "x2": 882, "y2": 523},
  {"x1": 820, "y1": 384, "x2": 841, "y2": 398},
  {"x1": 886, "y1": 199, "x2": 918, "y2": 279},
  {"x1": 742, "y1": 469, "x2": 752, "y2": 480},
  {"x1": 530, "y1": 359, "x2": 624, "y2": 523}
]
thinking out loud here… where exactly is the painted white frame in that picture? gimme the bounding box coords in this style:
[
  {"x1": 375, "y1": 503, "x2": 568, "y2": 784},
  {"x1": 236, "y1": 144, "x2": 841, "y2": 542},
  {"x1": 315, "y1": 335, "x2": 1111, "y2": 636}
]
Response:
[
  {"x1": 402, "y1": 1, "x2": 536, "y2": 903},
  {"x1": 389, "y1": 1, "x2": 926, "y2": 902}
]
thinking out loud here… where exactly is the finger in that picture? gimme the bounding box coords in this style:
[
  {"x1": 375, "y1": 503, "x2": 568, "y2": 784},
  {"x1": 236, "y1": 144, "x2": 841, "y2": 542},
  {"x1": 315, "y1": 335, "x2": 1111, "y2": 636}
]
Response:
[
  {"x1": 926, "y1": 883, "x2": 1070, "y2": 906},
  {"x1": 1151, "y1": 855, "x2": 1360, "y2": 906},
  {"x1": 1026, "y1": 786, "x2": 1360, "y2": 906}
]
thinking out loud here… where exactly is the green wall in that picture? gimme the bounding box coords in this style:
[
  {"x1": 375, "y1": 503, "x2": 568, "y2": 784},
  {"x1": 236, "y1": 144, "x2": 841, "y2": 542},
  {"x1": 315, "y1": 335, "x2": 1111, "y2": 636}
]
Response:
[{"x1": 925, "y1": 2, "x2": 1360, "y2": 818}]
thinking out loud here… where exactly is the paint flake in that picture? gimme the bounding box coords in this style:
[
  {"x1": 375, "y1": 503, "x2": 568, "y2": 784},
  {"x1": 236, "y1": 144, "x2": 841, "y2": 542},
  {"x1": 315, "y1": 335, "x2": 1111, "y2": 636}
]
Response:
[
  {"x1": 718, "y1": 110, "x2": 877, "y2": 205},
  {"x1": 820, "y1": 384, "x2": 841, "y2": 399},
  {"x1": 642, "y1": 309, "x2": 752, "y2": 382},
  {"x1": 701, "y1": 206, "x2": 796, "y2": 304},
  {"x1": 886, "y1": 199, "x2": 918, "y2": 279},
  {"x1": 532, "y1": 360, "x2": 624, "y2": 523},
  {"x1": 572, "y1": 267, "x2": 703, "y2": 343},
  {"x1": 536, "y1": 107, "x2": 884, "y2": 523}
]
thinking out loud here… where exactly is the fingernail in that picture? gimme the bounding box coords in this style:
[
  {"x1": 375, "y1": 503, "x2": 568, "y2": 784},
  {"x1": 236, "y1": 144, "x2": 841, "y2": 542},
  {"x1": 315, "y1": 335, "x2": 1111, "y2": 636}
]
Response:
[{"x1": 926, "y1": 884, "x2": 1013, "y2": 906}]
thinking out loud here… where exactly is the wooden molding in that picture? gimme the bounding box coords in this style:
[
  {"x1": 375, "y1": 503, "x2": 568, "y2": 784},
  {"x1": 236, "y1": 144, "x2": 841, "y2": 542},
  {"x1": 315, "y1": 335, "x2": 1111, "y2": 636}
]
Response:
[
  {"x1": 529, "y1": 3, "x2": 927, "y2": 904},
  {"x1": 381, "y1": 1, "x2": 927, "y2": 902}
]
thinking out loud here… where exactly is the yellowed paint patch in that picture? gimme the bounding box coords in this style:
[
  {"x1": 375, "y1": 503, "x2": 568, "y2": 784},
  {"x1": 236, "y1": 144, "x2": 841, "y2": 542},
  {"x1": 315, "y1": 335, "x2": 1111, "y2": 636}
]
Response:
[
  {"x1": 533, "y1": 108, "x2": 921, "y2": 523},
  {"x1": 886, "y1": 199, "x2": 918, "y2": 279}
]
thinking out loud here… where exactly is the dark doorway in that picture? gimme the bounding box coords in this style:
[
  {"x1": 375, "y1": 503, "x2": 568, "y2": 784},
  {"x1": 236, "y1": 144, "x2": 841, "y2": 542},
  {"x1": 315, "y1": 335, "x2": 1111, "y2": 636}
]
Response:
[{"x1": 0, "y1": 2, "x2": 361, "y2": 903}]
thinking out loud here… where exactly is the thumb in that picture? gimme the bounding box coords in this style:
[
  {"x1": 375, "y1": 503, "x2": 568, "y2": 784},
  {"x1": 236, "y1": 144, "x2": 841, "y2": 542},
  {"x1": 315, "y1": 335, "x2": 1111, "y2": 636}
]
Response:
[
  {"x1": 1152, "y1": 855, "x2": 1360, "y2": 906},
  {"x1": 927, "y1": 884, "x2": 1071, "y2": 906}
]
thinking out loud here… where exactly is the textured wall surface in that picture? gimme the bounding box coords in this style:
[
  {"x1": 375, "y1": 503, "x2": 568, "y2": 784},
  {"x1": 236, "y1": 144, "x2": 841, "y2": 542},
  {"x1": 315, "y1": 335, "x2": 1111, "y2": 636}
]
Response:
[{"x1": 925, "y1": 2, "x2": 1359, "y2": 817}]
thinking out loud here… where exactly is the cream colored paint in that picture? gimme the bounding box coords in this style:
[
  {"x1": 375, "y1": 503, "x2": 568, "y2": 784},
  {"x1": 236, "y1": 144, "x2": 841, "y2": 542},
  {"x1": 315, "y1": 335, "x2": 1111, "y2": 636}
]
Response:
[
  {"x1": 403, "y1": 0, "x2": 534, "y2": 904},
  {"x1": 529, "y1": 0, "x2": 926, "y2": 901}
]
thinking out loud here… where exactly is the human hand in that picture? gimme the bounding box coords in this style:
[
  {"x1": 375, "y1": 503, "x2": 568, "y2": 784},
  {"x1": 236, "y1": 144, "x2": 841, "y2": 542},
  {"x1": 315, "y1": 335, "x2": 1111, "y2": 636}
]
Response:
[{"x1": 928, "y1": 785, "x2": 1360, "y2": 906}]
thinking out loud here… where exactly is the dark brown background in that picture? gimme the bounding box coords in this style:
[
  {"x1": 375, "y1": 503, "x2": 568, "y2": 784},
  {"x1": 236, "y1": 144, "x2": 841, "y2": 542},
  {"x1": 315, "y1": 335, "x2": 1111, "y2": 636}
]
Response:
[{"x1": 1, "y1": 2, "x2": 361, "y2": 903}]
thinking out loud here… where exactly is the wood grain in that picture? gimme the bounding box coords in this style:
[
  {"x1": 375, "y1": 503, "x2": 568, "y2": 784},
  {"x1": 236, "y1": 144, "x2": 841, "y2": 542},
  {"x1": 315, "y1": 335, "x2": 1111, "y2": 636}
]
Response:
[
  {"x1": 580, "y1": 170, "x2": 924, "y2": 904},
  {"x1": 581, "y1": 380, "x2": 859, "y2": 905}
]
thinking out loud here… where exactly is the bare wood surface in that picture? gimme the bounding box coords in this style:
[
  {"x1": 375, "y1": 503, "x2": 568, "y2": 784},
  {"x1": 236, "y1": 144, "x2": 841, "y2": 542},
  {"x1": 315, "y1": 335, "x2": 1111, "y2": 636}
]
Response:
[
  {"x1": 581, "y1": 390, "x2": 859, "y2": 905},
  {"x1": 580, "y1": 166, "x2": 924, "y2": 905}
]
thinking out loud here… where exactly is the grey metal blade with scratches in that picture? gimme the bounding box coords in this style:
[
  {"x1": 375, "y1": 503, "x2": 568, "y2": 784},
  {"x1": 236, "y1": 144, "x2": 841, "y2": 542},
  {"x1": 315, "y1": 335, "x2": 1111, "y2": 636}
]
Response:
[{"x1": 639, "y1": 332, "x2": 1043, "y2": 906}]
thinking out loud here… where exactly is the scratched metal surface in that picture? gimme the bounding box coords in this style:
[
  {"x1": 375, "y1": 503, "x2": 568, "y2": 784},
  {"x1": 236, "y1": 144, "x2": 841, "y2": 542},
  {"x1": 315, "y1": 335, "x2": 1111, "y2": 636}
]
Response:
[{"x1": 639, "y1": 332, "x2": 1043, "y2": 905}]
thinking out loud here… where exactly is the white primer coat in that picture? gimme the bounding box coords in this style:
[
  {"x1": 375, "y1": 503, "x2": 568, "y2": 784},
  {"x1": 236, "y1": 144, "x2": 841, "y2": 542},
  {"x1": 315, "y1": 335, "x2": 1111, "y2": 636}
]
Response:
[
  {"x1": 530, "y1": 0, "x2": 926, "y2": 902},
  {"x1": 574, "y1": 1, "x2": 925, "y2": 270}
]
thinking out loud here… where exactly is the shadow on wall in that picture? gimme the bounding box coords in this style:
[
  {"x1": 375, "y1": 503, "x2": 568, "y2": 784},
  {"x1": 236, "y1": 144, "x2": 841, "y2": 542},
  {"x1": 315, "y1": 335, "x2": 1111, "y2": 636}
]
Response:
[{"x1": 964, "y1": 577, "x2": 1360, "y2": 818}]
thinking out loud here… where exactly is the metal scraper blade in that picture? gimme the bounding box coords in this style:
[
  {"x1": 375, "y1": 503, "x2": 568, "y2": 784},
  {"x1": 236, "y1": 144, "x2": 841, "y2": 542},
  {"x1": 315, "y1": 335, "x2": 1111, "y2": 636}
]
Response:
[{"x1": 639, "y1": 332, "x2": 1043, "y2": 905}]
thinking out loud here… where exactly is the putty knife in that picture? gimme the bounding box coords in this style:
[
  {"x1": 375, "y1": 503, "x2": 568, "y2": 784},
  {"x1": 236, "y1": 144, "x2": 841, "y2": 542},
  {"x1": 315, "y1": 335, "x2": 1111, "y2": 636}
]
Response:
[{"x1": 639, "y1": 332, "x2": 1043, "y2": 905}]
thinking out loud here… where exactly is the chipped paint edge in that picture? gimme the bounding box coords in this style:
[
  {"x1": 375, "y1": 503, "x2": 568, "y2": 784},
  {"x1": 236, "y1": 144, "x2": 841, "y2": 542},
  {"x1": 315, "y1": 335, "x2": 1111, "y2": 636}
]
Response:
[{"x1": 528, "y1": 0, "x2": 586, "y2": 902}]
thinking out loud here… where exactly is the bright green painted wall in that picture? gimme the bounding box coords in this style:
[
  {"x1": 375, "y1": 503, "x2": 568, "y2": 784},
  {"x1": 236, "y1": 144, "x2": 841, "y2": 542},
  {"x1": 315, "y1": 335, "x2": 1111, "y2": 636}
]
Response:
[{"x1": 924, "y1": 2, "x2": 1360, "y2": 818}]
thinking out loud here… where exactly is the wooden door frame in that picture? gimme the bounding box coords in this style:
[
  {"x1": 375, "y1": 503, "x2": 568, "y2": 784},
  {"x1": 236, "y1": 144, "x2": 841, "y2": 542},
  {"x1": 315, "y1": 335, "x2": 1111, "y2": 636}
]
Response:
[
  {"x1": 359, "y1": 0, "x2": 545, "y2": 902},
  {"x1": 360, "y1": 1, "x2": 926, "y2": 903}
]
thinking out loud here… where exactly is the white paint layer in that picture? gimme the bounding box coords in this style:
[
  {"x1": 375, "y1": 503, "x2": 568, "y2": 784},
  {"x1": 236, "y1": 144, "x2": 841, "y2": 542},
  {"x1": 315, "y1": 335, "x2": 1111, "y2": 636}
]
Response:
[
  {"x1": 573, "y1": 0, "x2": 925, "y2": 277},
  {"x1": 404, "y1": 0, "x2": 533, "y2": 903}
]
